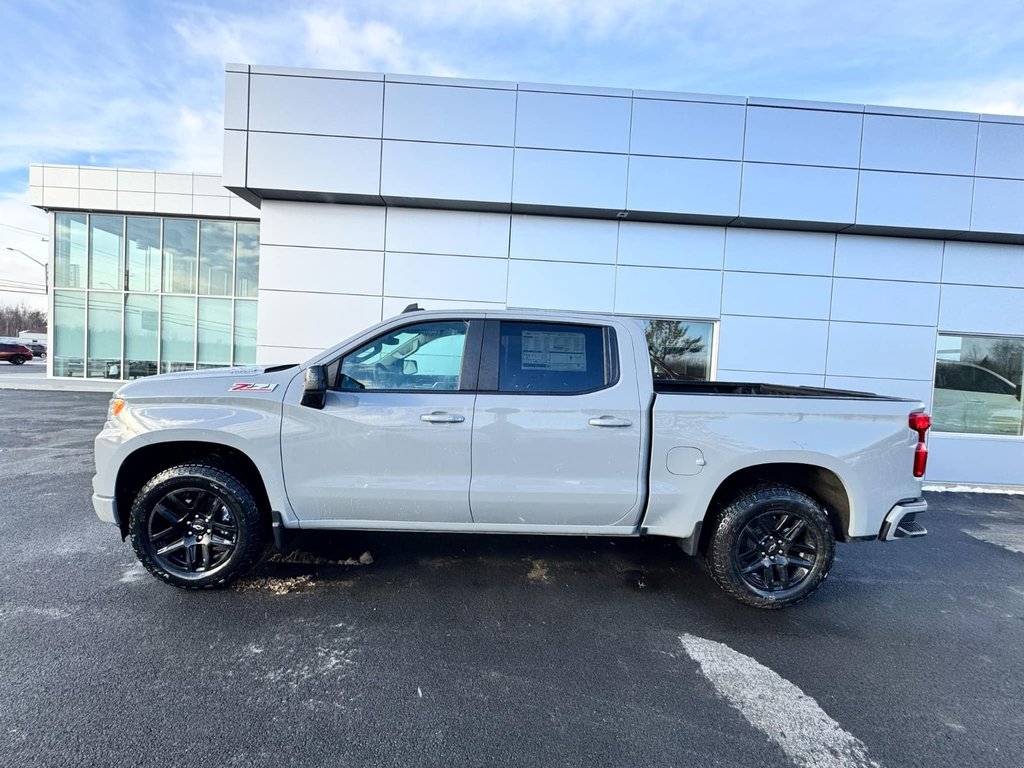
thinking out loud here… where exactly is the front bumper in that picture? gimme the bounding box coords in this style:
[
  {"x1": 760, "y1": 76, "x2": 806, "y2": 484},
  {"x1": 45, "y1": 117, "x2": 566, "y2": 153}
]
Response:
[
  {"x1": 879, "y1": 498, "x2": 928, "y2": 541},
  {"x1": 92, "y1": 493, "x2": 120, "y2": 526}
]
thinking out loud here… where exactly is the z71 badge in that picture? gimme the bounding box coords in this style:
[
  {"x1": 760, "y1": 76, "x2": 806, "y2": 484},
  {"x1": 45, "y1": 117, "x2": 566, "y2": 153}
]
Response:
[{"x1": 229, "y1": 382, "x2": 278, "y2": 392}]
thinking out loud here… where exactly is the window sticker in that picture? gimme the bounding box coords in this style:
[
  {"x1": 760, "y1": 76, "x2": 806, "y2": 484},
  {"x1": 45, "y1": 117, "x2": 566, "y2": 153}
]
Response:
[{"x1": 521, "y1": 330, "x2": 587, "y2": 372}]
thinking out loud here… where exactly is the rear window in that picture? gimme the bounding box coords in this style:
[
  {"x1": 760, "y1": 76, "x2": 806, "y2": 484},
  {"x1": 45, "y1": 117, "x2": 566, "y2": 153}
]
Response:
[{"x1": 497, "y1": 322, "x2": 612, "y2": 394}]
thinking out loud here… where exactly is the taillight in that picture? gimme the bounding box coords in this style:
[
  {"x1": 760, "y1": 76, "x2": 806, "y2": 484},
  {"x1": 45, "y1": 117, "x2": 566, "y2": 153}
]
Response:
[
  {"x1": 909, "y1": 411, "x2": 930, "y2": 477},
  {"x1": 909, "y1": 412, "x2": 931, "y2": 434}
]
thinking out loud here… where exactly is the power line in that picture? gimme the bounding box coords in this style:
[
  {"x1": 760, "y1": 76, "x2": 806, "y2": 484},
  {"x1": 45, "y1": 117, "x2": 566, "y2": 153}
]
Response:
[{"x1": 0, "y1": 222, "x2": 47, "y2": 237}]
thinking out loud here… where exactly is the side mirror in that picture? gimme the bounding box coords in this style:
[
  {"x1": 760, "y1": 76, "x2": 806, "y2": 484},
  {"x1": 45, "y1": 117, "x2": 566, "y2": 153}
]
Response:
[
  {"x1": 300, "y1": 365, "x2": 328, "y2": 409},
  {"x1": 403, "y1": 359, "x2": 418, "y2": 376}
]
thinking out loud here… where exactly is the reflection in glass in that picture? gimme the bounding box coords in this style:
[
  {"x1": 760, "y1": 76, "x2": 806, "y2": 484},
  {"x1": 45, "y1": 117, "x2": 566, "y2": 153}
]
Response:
[
  {"x1": 233, "y1": 300, "x2": 257, "y2": 365},
  {"x1": 125, "y1": 294, "x2": 159, "y2": 379},
  {"x1": 160, "y1": 296, "x2": 196, "y2": 373},
  {"x1": 933, "y1": 334, "x2": 1024, "y2": 436},
  {"x1": 53, "y1": 290, "x2": 85, "y2": 377},
  {"x1": 87, "y1": 292, "x2": 123, "y2": 378},
  {"x1": 643, "y1": 319, "x2": 714, "y2": 381},
  {"x1": 55, "y1": 213, "x2": 87, "y2": 289},
  {"x1": 341, "y1": 321, "x2": 468, "y2": 391},
  {"x1": 199, "y1": 221, "x2": 234, "y2": 296},
  {"x1": 127, "y1": 217, "x2": 161, "y2": 292},
  {"x1": 235, "y1": 222, "x2": 259, "y2": 298},
  {"x1": 89, "y1": 215, "x2": 124, "y2": 290},
  {"x1": 198, "y1": 298, "x2": 232, "y2": 368},
  {"x1": 162, "y1": 219, "x2": 198, "y2": 294}
]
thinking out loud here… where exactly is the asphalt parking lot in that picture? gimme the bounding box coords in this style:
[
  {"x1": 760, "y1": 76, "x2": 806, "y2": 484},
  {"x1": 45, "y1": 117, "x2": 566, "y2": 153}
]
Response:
[{"x1": 1, "y1": 388, "x2": 1022, "y2": 768}]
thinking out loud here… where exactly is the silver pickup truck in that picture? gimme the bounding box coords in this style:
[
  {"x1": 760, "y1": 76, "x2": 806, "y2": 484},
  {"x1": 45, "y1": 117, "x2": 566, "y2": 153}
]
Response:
[{"x1": 93, "y1": 308, "x2": 930, "y2": 608}]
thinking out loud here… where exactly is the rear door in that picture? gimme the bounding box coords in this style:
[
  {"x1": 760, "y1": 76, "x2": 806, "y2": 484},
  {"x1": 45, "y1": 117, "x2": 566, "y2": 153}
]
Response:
[{"x1": 469, "y1": 319, "x2": 644, "y2": 528}]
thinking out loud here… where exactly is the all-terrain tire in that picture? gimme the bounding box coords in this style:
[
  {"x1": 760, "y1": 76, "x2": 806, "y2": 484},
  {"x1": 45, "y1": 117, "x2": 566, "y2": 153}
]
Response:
[
  {"x1": 129, "y1": 463, "x2": 266, "y2": 589},
  {"x1": 705, "y1": 483, "x2": 835, "y2": 609}
]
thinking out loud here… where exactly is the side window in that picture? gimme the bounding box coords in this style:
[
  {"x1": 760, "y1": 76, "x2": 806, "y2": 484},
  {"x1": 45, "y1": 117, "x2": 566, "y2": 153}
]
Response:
[
  {"x1": 338, "y1": 321, "x2": 468, "y2": 391},
  {"x1": 497, "y1": 322, "x2": 611, "y2": 394}
]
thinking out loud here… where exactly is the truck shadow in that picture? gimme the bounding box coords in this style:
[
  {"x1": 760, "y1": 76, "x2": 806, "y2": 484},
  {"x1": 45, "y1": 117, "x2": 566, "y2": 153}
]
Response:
[{"x1": 247, "y1": 529, "x2": 705, "y2": 596}]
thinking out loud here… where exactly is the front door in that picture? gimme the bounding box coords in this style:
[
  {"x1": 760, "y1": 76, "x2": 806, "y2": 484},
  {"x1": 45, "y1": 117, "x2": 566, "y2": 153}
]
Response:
[
  {"x1": 470, "y1": 320, "x2": 644, "y2": 528},
  {"x1": 281, "y1": 319, "x2": 480, "y2": 524}
]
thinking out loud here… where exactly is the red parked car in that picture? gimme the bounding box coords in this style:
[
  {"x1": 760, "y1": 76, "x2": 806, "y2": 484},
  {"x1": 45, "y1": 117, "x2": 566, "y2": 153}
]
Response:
[{"x1": 0, "y1": 342, "x2": 33, "y2": 365}]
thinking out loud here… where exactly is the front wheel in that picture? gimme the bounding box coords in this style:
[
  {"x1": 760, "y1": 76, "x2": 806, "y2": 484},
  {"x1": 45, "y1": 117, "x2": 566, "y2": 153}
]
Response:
[
  {"x1": 705, "y1": 484, "x2": 835, "y2": 609},
  {"x1": 9, "y1": 355, "x2": 25, "y2": 365},
  {"x1": 129, "y1": 464, "x2": 266, "y2": 589}
]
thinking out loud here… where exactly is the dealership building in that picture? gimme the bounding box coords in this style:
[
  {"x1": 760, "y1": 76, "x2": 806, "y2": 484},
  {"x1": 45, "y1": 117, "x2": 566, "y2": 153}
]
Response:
[{"x1": 28, "y1": 64, "x2": 1024, "y2": 486}]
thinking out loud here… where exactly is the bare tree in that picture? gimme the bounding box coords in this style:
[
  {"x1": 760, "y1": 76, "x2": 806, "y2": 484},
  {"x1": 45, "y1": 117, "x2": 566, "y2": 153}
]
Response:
[
  {"x1": 0, "y1": 302, "x2": 47, "y2": 338},
  {"x1": 963, "y1": 337, "x2": 1024, "y2": 383}
]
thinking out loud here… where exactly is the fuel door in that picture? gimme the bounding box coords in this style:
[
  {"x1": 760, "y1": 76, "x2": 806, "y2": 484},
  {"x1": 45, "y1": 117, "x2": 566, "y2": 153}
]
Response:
[{"x1": 666, "y1": 446, "x2": 706, "y2": 476}]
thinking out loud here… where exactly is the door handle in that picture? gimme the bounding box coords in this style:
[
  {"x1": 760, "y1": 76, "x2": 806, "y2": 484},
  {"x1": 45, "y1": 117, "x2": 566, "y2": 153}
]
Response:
[
  {"x1": 420, "y1": 411, "x2": 465, "y2": 424},
  {"x1": 588, "y1": 416, "x2": 632, "y2": 428}
]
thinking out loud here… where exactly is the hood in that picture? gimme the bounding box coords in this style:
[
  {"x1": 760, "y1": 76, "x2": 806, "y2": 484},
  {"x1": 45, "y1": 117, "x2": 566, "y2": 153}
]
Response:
[{"x1": 115, "y1": 363, "x2": 299, "y2": 398}]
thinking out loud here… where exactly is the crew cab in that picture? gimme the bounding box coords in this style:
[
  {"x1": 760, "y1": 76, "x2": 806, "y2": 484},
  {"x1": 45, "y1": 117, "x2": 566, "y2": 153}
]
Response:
[{"x1": 93, "y1": 309, "x2": 930, "y2": 608}]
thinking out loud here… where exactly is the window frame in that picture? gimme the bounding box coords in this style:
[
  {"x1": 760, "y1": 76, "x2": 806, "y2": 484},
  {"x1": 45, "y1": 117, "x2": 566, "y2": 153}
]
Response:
[
  {"x1": 327, "y1": 318, "x2": 483, "y2": 394},
  {"x1": 477, "y1": 319, "x2": 619, "y2": 396}
]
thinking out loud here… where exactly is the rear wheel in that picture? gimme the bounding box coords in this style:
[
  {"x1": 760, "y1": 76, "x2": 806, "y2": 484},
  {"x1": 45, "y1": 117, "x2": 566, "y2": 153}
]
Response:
[
  {"x1": 705, "y1": 484, "x2": 835, "y2": 609},
  {"x1": 129, "y1": 464, "x2": 266, "y2": 589},
  {"x1": 9, "y1": 355, "x2": 25, "y2": 365}
]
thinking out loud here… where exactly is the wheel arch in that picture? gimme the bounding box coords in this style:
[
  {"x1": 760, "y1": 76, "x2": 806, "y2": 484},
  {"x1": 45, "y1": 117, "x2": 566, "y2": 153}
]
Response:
[
  {"x1": 115, "y1": 441, "x2": 272, "y2": 540},
  {"x1": 697, "y1": 462, "x2": 853, "y2": 554}
]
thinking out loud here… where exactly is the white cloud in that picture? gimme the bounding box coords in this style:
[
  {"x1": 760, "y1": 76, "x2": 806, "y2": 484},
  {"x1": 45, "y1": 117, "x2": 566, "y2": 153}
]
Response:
[
  {"x1": 301, "y1": 10, "x2": 458, "y2": 75},
  {"x1": 876, "y1": 77, "x2": 1024, "y2": 117},
  {"x1": 388, "y1": 0, "x2": 670, "y2": 40}
]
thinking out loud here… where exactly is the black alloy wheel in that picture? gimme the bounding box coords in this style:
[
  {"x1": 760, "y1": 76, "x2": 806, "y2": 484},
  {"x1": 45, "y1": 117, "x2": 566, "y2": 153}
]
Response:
[
  {"x1": 129, "y1": 464, "x2": 266, "y2": 589},
  {"x1": 734, "y1": 511, "x2": 822, "y2": 596},
  {"x1": 9, "y1": 355, "x2": 25, "y2": 365},
  {"x1": 705, "y1": 483, "x2": 836, "y2": 609},
  {"x1": 146, "y1": 487, "x2": 239, "y2": 577}
]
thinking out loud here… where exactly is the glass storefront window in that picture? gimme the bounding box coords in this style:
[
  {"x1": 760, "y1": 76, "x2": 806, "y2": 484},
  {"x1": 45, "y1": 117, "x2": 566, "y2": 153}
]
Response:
[
  {"x1": 51, "y1": 213, "x2": 259, "y2": 380},
  {"x1": 233, "y1": 300, "x2": 257, "y2": 365},
  {"x1": 235, "y1": 222, "x2": 259, "y2": 298},
  {"x1": 125, "y1": 294, "x2": 159, "y2": 379},
  {"x1": 198, "y1": 298, "x2": 232, "y2": 368},
  {"x1": 87, "y1": 292, "x2": 123, "y2": 378},
  {"x1": 163, "y1": 219, "x2": 198, "y2": 294},
  {"x1": 641, "y1": 318, "x2": 715, "y2": 381},
  {"x1": 53, "y1": 290, "x2": 85, "y2": 377},
  {"x1": 933, "y1": 334, "x2": 1024, "y2": 436},
  {"x1": 199, "y1": 221, "x2": 234, "y2": 296},
  {"x1": 160, "y1": 296, "x2": 196, "y2": 373},
  {"x1": 89, "y1": 215, "x2": 124, "y2": 290},
  {"x1": 127, "y1": 217, "x2": 161, "y2": 292},
  {"x1": 54, "y1": 213, "x2": 87, "y2": 289}
]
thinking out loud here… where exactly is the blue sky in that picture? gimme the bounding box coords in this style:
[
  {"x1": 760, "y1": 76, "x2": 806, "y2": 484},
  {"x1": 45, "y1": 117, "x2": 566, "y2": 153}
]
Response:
[{"x1": 2, "y1": 0, "x2": 1024, "y2": 307}]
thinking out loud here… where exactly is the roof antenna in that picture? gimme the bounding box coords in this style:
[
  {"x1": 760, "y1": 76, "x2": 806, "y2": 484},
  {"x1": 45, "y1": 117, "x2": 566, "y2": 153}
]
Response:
[{"x1": 402, "y1": 303, "x2": 424, "y2": 313}]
